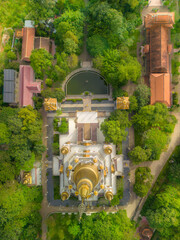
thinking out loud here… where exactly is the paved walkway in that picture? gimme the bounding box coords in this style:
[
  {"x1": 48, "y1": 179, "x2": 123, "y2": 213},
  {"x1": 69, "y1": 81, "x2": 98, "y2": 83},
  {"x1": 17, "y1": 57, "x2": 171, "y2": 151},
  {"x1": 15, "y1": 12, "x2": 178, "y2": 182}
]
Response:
[
  {"x1": 148, "y1": 0, "x2": 162, "y2": 6},
  {"x1": 125, "y1": 112, "x2": 180, "y2": 220}
]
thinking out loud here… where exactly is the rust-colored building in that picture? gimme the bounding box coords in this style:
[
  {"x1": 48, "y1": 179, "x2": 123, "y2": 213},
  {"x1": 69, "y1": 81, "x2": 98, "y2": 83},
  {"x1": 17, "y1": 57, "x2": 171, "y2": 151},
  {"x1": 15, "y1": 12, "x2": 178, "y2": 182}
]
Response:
[
  {"x1": 21, "y1": 27, "x2": 35, "y2": 62},
  {"x1": 144, "y1": 12, "x2": 175, "y2": 107}
]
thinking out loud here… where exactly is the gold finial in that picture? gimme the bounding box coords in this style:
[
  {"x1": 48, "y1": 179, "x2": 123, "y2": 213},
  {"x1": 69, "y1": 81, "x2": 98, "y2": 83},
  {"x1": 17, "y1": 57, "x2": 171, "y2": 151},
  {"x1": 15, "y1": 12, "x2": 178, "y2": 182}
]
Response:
[
  {"x1": 93, "y1": 158, "x2": 97, "y2": 163},
  {"x1": 94, "y1": 191, "x2": 98, "y2": 196},
  {"x1": 75, "y1": 158, "x2": 79, "y2": 163},
  {"x1": 105, "y1": 191, "x2": 113, "y2": 201},
  {"x1": 104, "y1": 146, "x2": 112, "y2": 155},
  {"x1": 100, "y1": 165, "x2": 104, "y2": 170},
  {"x1": 61, "y1": 192, "x2": 69, "y2": 201},
  {"x1": 68, "y1": 185, "x2": 73, "y2": 189},
  {"x1": 100, "y1": 184, "x2": 104, "y2": 189},
  {"x1": 75, "y1": 191, "x2": 79, "y2": 196},
  {"x1": 68, "y1": 165, "x2": 73, "y2": 170},
  {"x1": 61, "y1": 146, "x2": 69, "y2": 155}
]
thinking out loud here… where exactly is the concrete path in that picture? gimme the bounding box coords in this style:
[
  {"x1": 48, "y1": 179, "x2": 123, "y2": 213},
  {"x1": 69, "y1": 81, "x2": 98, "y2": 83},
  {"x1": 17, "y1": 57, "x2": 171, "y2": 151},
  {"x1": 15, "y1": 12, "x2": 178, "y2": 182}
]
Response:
[
  {"x1": 125, "y1": 112, "x2": 180, "y2": 220},
  {"x1": 148, "y1": 0, "x2": 162, "y2": 6}
]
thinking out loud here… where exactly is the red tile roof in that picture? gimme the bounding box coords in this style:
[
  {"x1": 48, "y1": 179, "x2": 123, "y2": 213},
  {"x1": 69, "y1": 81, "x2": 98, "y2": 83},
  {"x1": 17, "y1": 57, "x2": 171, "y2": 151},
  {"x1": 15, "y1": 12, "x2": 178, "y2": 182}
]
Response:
[
  {"x1": 19, "y1": 65, "x2": 41, "y2": 107},
  {"x1": 145, "y1": 12, "x2": 175, "y2": 28},
  {"x1": 21, "y1": 28, "x2": 35, "y2": 61},
  {"x1": 34, "y1": 37, "x2": 50, "y2": 52},
  {"x1": 150, "y1": 73, "x2": 171, "y2": 107}
]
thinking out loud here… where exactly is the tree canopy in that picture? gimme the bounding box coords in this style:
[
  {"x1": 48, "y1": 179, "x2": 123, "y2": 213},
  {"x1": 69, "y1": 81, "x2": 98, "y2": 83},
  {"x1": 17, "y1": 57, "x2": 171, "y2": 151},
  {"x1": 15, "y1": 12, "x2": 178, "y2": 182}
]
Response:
[
  {"x1": 0, "y1": 181, "x2": 42, "y2": 240},
  {"x1": 47, "y1": 211, "x2": 140, "y2": 240},
  {"x1": 134, "y1": 167, "x2": 153, "y2": 197},
  {"x1": 134, "y1": 84, "x2": 151, "y2": 110},
  {"x1": 129, "y1": 146, "x2": 151, "y2": 164},
  {"x1": 94, "y1": 49, "x2": 141, "y2": 87},
  {"x1": 101, "y1": 110, "x2": 131, "y2": 145},
  {"x1": 30, "y1": 48, "x2": 53, "y2": 80}
]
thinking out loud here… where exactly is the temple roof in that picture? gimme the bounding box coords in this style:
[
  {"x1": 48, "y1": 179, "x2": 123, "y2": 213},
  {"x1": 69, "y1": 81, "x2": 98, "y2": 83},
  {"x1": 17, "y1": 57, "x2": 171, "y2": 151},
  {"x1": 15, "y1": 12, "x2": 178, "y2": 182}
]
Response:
[
  {"x1": 116, "y1": 97, "x2": 129, "y2": 109},
  {"x1": 44, "y1": 98, "x2": 57, "y2": 111},
  {"x1": 150, "y1": 73, "x2": 171, "y2": 107}
]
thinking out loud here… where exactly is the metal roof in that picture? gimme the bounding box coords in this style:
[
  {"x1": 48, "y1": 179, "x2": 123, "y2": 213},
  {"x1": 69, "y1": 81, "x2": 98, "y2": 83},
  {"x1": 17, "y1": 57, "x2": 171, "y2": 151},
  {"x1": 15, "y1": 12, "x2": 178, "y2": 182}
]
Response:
[
  {"x1": 24, "y1": 20, "x2": 34, "y2": 28},
  {"x1": 3, "y1": 69, "x2": 16, "y2": 103}
]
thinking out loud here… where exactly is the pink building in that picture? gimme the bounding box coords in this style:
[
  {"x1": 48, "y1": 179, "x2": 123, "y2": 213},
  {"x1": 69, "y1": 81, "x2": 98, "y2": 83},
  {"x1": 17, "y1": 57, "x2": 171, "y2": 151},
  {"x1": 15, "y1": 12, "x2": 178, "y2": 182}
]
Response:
[{"x1": 19, "y1": 65, "x2": 41, "y2": 107}]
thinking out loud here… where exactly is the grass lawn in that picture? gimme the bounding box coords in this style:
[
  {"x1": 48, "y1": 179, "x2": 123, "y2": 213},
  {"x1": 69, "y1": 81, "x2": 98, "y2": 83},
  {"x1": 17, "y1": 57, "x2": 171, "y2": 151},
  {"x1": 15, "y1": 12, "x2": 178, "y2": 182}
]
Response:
[{"x1": 53, "y1": 176, "x2": 60, "y2": 200}]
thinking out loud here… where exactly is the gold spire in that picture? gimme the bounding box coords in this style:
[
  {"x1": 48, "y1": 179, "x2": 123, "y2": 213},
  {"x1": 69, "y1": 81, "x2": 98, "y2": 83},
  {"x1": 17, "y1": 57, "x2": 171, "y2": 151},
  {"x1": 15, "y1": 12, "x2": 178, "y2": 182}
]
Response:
[
  {"x1": 105, "y1": 191, "x2": 113, "y2": 201},
  {"x1": 104, "y1": 146, "x2": 112, "y2": 155},
  {"x1": 61, "y1": 192, "x2": 69, "y2": 201},
  {"x1": 61, "y1": 146, "x2": 69, "y2": 155}
]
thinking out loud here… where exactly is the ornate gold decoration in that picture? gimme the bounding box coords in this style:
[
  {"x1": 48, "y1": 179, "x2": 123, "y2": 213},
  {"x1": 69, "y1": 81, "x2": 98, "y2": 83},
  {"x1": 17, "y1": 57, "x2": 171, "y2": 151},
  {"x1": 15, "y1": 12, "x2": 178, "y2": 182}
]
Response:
[
  {"x1": 100, "y1": 184, "x2": 104, "y2": 189},
  {"x1": 59, "y1": 165, "x2": 63, "y2": 173},
  {"x1": 105, "y1": 191, "x2": 113, "y2": 201},
  {"x1": 61, "y1": 146, "x2": 69, "y2": 155},
  {"x1": 94, "y1": 191, "x2": 98, "y2": 196},
  {"x1": 75, "y1": 191, "x2": 79, "y2": 196},
  {"x1": 23, "y1": 172, "x2": 32, "y2": 184},
  {"x1": 44, "y1": 98, "x2": 57, "y2": 111},
  {"x1": 93, "y1": 158, "x2": 97, "y2": 163},
  {"x1": 61, "y1": 192, "x2": 69, "y2": 201},
  {"x1": 116, "y1": 97, "x2": 129, "y2": 110},
  {"x1": 111, "y1": 165, "x2": 115, "y2": 173},
  {"x1": 73, "y1": 164, "x2": 99, "y2": 200},
  {"x1": 68, "y1": 185, "x2": 73, "y2": 189},
  {"x1": 75, "y1": 158, "x2": 79, "y2": 163},
  {"x1": 68, "y1": 165, "x2": 73, "y2": 170},
  {"x1": 104, "y1": 146, "x2": 112, "y2": 155},
  {"x1": 100, "y1": 165, "x2": 104, "y2": 170}
]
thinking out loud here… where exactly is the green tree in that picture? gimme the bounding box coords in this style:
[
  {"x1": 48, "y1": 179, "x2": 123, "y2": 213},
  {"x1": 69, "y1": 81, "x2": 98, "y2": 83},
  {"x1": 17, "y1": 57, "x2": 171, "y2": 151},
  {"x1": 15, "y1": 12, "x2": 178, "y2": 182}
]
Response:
[
  {"x1": 101, "y1": 120, "x2": 128, "y2": 145},
  {"x1": 134, "y1": 167, "x2": 153, "y2": 197},
  {"x1": 41, "y1": 88, "x2": 65, "y2": 102},
  {"x1": 45, "y1": 78, "x2": 53, "y2": 87},
  {"x1": 143, "y1": 128, "x2": 167, "y2": 160},
  {"x1": 30, "y1": 48, "x2": 53, "y2": 79},
  {"x1": 94, "y1": 50, "x2": 141, "y2": 87},
  {"x1": 0, "y1": 123, "x2": 10, "y2": 144},
  {"x1": 134, "y1": 84, "x2": 151, "y2": 109},
  {"x1": 101, "y1": 110, "x2": 131, "y2": 145},
  {"x1": 87, "y1": 34, "x2": 109, "y2": 57},
  {"x1": 129, "y1": 146, "x2": 151, "y2": 164},
  {"x1": 0, "y1": 152, "x2": 15, "y2": 184},
  {"x1": 146, "y1": 186, "x2": 180, "y2": 239},
  {"x1": 129, "y1": 95, "x2": 138, "y2": 112},
  {"x1": 0, "y1": 182, "x2": 42, "y2": 240}
]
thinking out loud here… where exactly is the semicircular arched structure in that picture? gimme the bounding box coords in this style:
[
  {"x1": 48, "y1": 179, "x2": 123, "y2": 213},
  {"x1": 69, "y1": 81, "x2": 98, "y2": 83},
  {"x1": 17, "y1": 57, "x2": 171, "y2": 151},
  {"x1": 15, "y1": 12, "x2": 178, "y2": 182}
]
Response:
[{"x1": 63, "y1": 68, "x2": 109, "y2": 96}]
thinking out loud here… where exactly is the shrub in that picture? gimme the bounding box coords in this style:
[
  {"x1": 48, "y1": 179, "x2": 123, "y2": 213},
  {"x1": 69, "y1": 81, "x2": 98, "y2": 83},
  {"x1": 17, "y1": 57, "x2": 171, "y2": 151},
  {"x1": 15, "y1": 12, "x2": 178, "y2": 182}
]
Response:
[
  {"x1": 45, "y1": 78, "x2": 53, "y2": 87},
  {"x1": 173, "y1": 92, "x2": 178, "y2": 105},
  {"x1": 58, "y1": 118, "x2": 68, "y2": 134}
]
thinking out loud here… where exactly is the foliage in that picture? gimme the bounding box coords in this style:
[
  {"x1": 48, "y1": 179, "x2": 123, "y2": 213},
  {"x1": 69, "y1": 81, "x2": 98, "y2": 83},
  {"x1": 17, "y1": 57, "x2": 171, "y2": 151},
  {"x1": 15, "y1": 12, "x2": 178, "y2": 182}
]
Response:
[
  {"x1": 0, "y1": 106, "x2": 45, "y2": 172},
  {"x1": 111, "y1": 177, "x2": 124, "y2": 206},
  {"x1": 112, "y1": 88, "x2": 128, "y2": 98},
  {"x1": 134, "y1": 84, "x2": 151, "y2": 110},
  {"x1": 6, "y1": 51, "x2": 17, "y2": 60},
  {"x1": 45, "y1": 78, "x2": 53, "y2": 87},
  {"x1": 30, "y1": 48, "x2": 53, "y2": 80},
  {"x1": 58, "y1": 118, "x2": 68, "y2": 134},
  {"x1": 0, "y1": 122, "x2": 10, "y2": 144},
  {"x1": 0, "y1": 182, "x2": 42, "y2": 240},
  {"x1": 132, "y1": 103, "x2": 177, "y2": 136},
  {"x1": 47, "y1": 211, "x2": 139, "y2": 240},
  {"x1": 87, "y1": 1, "x2": 135, "y2": 49},
  {"x1": 27, "y1": 0, "x2": 56, "y2": 23},
  {"x1": 0, "y1": 152, "x2": 15, "y2": 184},
  {"x1": 54, "y1": 10, "x2": 85, "y2": 54},
  {"x1": 41, "y1": 88, "x2": 65, "y2": 102},
  {"x1": 172, "y1": 92, "x2": 178, "y2": 105},
  {"x1": 134, "y1": 167, "x2": 153, "y2": 197},
  {"x1": 94, "y1": 49, "x2": 141, "y2": 87},
  {"x1": 101, "y1": 110, "x2": 131, "y2": 145},
  {"x1": 142, "y1": 146, "x2": 180, "y2": 239},
  {"x1": 129, "y1": 146, "x2": 151, "y2": 164},
  {"x1": 129, "y1": 95, "x2": 138, "y2": 112},
  {"x1": 143, "y1": 128, "x2": 168, "y2": 160},
  {"x1": 55, "y1": 0, "x2": 85, "y2": 13},
  {"x1": 32, "y1": 96, "x2": 43, "y2": 110},
  {"x1": 87, "y1": 34, "x2": 109, "y2": 57},
  {"x1": 0, "y1": 0, "x2": 29, "y2": 28}
]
